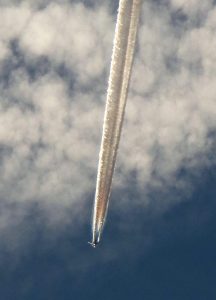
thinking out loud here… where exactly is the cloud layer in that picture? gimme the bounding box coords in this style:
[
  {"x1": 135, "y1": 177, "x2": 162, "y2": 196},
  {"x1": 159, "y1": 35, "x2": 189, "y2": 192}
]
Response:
[{"x1": 0, "y1": 0, "x2": 215, "y2": 245}]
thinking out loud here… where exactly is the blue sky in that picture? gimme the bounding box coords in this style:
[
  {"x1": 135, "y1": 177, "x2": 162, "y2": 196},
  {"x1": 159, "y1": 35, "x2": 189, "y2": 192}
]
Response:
[
  {"x1": 0, "y1": 166, "x2": 215, "y2": 299},
  {"x1": 0, "y1": 0, "x2": 215, "y2": 299}
]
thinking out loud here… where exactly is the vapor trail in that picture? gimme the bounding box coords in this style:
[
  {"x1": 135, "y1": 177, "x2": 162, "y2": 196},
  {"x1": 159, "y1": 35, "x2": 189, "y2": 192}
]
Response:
[{"x1": 90, "y1": 0, "x2": 141, "y2": 247}]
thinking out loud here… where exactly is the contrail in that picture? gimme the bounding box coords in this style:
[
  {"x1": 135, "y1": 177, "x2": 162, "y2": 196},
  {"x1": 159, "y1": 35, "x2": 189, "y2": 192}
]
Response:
[{"x1": 90, "y1": 0, "x2": 142, "y2": 247}]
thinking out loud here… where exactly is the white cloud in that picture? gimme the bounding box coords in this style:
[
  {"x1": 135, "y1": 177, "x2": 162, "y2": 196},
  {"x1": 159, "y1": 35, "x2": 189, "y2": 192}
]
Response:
[
  {"x1": 19, "y1": 2, "x2": 113, "y2": 83},
  {"x1": 170, "y1": 0, "x2": 214, "y2": 17},
  {"x1": 0, "y1": 0, "x2": 215, "y2": 249}
]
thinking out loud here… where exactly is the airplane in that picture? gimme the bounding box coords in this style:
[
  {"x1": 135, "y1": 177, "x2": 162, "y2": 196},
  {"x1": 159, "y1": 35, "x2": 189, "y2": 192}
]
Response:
[
  {"x1": 88, "y1": 241, "x2": 99, "y2": 248},
  {"x1": 88, "y1": 231, "x2": 101, "y2": 248}
]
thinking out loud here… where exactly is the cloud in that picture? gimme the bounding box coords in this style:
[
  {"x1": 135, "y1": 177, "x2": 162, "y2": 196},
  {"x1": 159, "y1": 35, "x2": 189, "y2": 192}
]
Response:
[
  {"x1": 19, "y1": 2, "x2": 113, "y2": 84},
  {"x1": 0, "y1": 0, "x2": 215, "y2": 253},
  {"x1": 169, "y1": 0, "x2": 214, "y2": 18}
]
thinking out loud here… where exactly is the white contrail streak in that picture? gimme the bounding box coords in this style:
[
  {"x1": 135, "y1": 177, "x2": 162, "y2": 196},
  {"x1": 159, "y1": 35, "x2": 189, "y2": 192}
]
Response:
[{"x1": 90, "y1": 0, "x2": 142, "y2": 247}]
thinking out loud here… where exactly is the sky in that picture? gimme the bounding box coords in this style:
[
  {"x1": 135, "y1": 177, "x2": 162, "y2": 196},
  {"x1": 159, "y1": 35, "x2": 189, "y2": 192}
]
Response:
[{"x1": 0, "y1": 0, "x2": 215, "y2": 299}]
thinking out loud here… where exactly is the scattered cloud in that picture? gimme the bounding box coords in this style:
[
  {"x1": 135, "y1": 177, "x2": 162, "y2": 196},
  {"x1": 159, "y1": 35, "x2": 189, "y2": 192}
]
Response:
[{"x1": 0, "y1": 0, "x2": 215, "y2": 252}]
